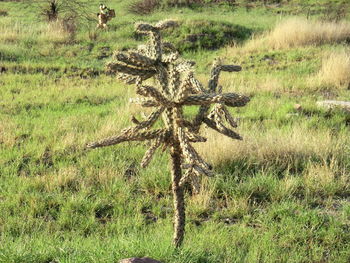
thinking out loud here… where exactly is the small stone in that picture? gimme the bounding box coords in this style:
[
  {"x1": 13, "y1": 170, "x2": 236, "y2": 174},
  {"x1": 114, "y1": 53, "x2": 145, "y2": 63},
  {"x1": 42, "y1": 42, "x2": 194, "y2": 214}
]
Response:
[
  {"x1": 119, "y1": 258, "x2": 163, "y2": 263},
  {"x1": 317, "y1": 100, "x2": 350, "y2": 112},
  {"x1": 294, "y1": 104, "x2": 302, "y2": 111}
]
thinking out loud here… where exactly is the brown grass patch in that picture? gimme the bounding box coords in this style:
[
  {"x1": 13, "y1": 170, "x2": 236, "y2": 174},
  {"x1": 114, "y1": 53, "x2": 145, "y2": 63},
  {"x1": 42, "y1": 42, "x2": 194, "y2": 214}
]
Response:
[
  {"x1": 235, "y1": 18, "x2": 350, "y2": 53},
  {"x1": 268, "y1": 18, "x2": 350, "y2": 49},
  {"x1": 0, "y1": 117, "x2": 17, "y2": 147},
  {"x1": 196, "y1": 123, "x2": 345, "y2": 172},
  {"x1": 312, "y1": 50, "x2": 350, "y2": 89},
  {"x1": 39, "y1": 21, "x2": 73, "y2": 43},
  {"x1": 303, "y1": 161, "x2": 349, "y2": 196}
]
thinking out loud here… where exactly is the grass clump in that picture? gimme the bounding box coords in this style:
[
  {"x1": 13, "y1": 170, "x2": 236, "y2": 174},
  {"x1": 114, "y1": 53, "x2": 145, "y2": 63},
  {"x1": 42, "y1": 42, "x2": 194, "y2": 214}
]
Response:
[
  {"x1": 313, "y1": 50, "x2": 350, "y2": 89},
  {"x1": 268, "y1": 17, "x2": 350, "y2": 49}
]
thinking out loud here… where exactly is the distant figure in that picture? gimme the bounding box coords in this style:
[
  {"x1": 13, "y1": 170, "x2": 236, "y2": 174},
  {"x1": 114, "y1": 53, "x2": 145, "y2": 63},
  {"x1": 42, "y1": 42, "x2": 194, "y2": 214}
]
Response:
[{"x1": 97, "y1": 4, "x2": 115, "y2": 29}]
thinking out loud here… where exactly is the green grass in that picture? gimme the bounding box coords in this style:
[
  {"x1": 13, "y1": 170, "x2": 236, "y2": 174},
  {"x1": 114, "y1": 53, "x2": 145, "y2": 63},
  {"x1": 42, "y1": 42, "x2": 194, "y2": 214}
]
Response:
[{"x1": 1, "y1": 1, "x2": 350, "y2": 262}]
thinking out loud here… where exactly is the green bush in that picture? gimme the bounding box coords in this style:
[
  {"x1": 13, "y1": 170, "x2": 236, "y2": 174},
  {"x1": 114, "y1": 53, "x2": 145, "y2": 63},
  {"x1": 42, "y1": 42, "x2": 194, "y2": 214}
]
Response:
[{"x1": 163, "y1": 20, "x2": 252, "y2": 52}]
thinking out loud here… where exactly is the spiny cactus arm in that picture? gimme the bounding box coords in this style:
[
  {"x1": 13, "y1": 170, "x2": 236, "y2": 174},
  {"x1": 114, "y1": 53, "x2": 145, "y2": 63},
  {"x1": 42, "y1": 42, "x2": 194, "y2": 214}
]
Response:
[
  {"x1": 174, "y1": 111, "x2": 209, "y2": 172},
  {"x1": 175, "y1": 70, "x2": 203, "y2": 103},
  {"x1": 134, "y1": 107, "x2": 165, "y2": 129},
  {"x1": 181, "y1": 127, "x2": 207, "y2": 142},
  {"x1": 156, "y1": 64, "x2": 170, "y2": 96},
  {"x1": 162, "y1": 41, "x2": 176, "y2": 50},
  {"x1": 192, "y1": 164, "x2": 213, "y2": 177},
  {"x1": 129, "y1": 98, "x2": 159, "y2": 107},
  {"x1": 116, "y1": 73, "x2": 139, "y2": 84},
  {"x1": 106, "y1": 61, "x2": 156, "y2": 77},
  {"x1": 221, "y1": 65, "x2": 242, "y2": 72},
  {"x1": 176, "y1": 61, "x2": 195, "y2": 73},
  {"x1": 190, "y1": 75, "x2": 206, "y2": 93},
  {"x1": 116, "y1": 72, "x2": 155, "y2": 84},
  {"x1": 88, "y1": 106, "x2": 164, "y2": 149},
  {"x1": 155, "y1": 19, "x2": 178, "y2": 30},
  {"x1": 87, "y1": 129, "x2": 166, "y2": 149},
  {"x1": 169, "y1": 65, "x2": 181, "y2": 97},
  {"x1": 179, "y1": 169, "x2": 200, "y2": 194},
  {"x1": 150, "y1": 32, "x2": 162, "y2": 61},
  {"x1": 107, "y1": 62, "x2": 155, "y2": 77},
  {"x1": 214, "y1": 104, "x2": 238, "y2": 128},
  {"x1": 137, "y1": 85, "x2": 175, "y2": 106},
  {"x1": 191, "y1": 62, "x2": 242, "y2": 129},
  {"x1": 137, "y1": 44, "x2": 152, "y2": 56},
  {"x1": 115, "y1": 52, "x2": 156, "y2": 68},
  {"x1": 135, "y1": 22, "x2": 157, "y2": 33},
  {"x1": 182, "y1": 93, "x2": 250, "y2": 107},
  {"x1": 132, "y1": 93, "x2": 247, "y2": 108},
  {"x1": 208, "y1": 60, "x2": 222, "y2": 92},
  {"x1": 208, "y1": 62, "x2": 242, "y2": 92},
  {"x1": 162, "y1": 108, "x2": 174, "y2": 129},
  {"x1": 140, "y1": 133, "x2": 169, "y2": 168},
  {"x1": 203, "y1": 117, "x2": 242, "y2": 140},
  {"x1": 175, "y1": 85, "x2": 189, "y2": 104},
  {"x1": 135, "y1": 20, "x2": 178, "y2": 62},
  {"x1": 150, "y1": 20, "x2": 178, "y2": 61},
  {"x1": 178, "y1": 128, "x2": 213, "y2": 176},
  {"x1": 161, "y1": 53, "x2": 179, "y2": 63}
]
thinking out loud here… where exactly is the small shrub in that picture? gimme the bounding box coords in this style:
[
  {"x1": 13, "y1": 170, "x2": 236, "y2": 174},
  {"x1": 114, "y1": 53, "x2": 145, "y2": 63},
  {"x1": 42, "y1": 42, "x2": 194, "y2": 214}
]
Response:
[
  {"x1": 28, "y1": 0, "x2": 93, "y2": 26},
  {"x1": 61, "y1": 14, "x2": 77, "y2": 38},
  {"x1": 163, "y1": 0, "x2": 203, "y2": 8},
  {"x1": 128, "y1": 0, "x2": 160, "y2": 15},
  {"x1": 0, "y1": 10, "x2": 8, "y2": 16},
  {"x1": 88, "y1": 30, "x2": 98, "y2": 41},
  {"x1": 128, "y1": 0, "x2": 237, "y2": 14},
  {"x1": 41, "y1": 0, "x2": 59, "y2": 21},
  {"x1": 162, "y1": 0, "x2": 237, "y2": 8},
  {"x1": 163, "y1": 20, "x2": 252, "y2": 52}
]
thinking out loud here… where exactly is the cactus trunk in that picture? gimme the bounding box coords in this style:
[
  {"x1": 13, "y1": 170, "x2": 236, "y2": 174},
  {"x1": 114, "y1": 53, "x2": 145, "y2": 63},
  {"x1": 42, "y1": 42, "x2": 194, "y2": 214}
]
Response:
[{"x1": 170, "y1": 142, "x2": 185, "y2": 248}]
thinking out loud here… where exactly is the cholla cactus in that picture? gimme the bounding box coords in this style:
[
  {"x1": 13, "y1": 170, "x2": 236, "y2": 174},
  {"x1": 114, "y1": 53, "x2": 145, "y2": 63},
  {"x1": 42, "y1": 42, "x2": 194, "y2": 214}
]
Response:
[{"x1": 87, "y1": 20, "x2": 249, "y2": 247}]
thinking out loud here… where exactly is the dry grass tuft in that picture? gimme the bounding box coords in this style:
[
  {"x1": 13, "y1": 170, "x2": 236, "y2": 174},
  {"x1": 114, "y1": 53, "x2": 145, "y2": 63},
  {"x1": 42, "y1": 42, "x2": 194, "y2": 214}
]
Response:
[
  {"x1": 312, "y1": 50, "x2": 350, "y2": 89},
  {"x1": 268, "y1": 18, "x2": 350, "y2": 49},
  {"x1": 236, "y1": 18, "x2": 350, "y2": 53},
  {"x1": 0, "y1": 117, "x2": 16, "y2": 147},
  {"x1": 303, "y1": 160, "x2": 349, "y2": 196},
  {"x1": 303, "y1": 163, "x2": 335, "y2": 195},
  {"x1": 188, "y1": 178, "x2": 216, "y2": 212},
  {"x1": 33, "y1": 166, "x2": 80, "y2": 192},
  {"x1": 196, "y1": 123, "x2": 345, "y2": 171},
  {"x1": 39, "y1": 21, "x2": 73, "y2": 43},
  {"x1": 0, "y1": 22, "x2": 23, "y2": 43}
]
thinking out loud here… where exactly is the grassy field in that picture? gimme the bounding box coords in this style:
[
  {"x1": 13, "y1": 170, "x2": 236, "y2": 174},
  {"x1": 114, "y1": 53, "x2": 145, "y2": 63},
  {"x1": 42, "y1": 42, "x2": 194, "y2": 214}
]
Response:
[{"x1": 1, "y1": 0, "x2": 350, "y2": 262}]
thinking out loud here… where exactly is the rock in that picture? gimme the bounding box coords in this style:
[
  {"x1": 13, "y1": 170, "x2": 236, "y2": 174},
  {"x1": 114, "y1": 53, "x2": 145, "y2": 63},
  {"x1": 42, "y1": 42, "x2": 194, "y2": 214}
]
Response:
[
  {"x1": 119, "y1": 258, "x2": 163, "y2": 263},
  {"x1": 316, "y1": 100, "x2": 350, "y2": 113},
  {"x1": 294, "y1": 104, "x2": 302, "y2": 111}
]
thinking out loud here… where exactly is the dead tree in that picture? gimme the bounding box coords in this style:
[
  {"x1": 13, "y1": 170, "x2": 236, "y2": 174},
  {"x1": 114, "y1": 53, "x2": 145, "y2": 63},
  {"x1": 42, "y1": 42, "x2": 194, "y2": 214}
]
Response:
[
  {"x1": 26, "y1": 0, "x2": 95, "y2": 23},
  {"x1": 87, "y1": 20, "x2": 249, "y2": 247}
]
